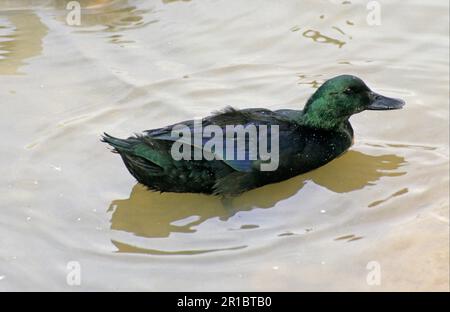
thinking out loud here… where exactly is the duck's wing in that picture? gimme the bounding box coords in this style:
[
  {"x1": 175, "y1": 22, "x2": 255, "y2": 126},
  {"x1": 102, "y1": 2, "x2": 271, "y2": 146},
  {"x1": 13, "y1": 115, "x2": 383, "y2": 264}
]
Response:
[
  {"x1": 274, "y1": 109, "x2": 303, "y2": 121},
  {"x1": 144, "y1": 107, "x2": 297, "y2": 173}
]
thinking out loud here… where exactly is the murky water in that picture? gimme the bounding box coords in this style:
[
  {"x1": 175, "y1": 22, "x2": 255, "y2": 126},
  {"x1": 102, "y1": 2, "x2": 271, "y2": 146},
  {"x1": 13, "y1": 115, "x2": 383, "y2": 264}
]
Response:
[{"x1": 0, "y1": 0, "x2": 448, "y2": 291}]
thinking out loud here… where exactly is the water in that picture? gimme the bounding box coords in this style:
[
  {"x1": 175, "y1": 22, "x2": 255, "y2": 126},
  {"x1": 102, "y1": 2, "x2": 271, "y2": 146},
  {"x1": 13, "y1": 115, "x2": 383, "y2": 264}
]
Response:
[{"x1": 0, "y1": 0, "x2": 448, "y2": 291}]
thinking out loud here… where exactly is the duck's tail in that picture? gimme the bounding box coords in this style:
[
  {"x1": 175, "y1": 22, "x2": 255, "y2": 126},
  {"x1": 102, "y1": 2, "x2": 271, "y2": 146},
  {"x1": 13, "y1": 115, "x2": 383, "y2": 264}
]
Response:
[
  {"x1": 101, "y1": 132, "x2": 136, "y2": 152},
  {"x1": 101, "y1": 132, "x2": 166, "y2": 184}
]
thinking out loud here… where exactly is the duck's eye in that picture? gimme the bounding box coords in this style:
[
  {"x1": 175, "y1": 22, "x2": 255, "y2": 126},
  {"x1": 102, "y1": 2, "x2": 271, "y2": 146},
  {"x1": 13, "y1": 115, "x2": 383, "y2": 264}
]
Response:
[{"x1": 343, "y1": 87, "x2": 354, "y2": 95}]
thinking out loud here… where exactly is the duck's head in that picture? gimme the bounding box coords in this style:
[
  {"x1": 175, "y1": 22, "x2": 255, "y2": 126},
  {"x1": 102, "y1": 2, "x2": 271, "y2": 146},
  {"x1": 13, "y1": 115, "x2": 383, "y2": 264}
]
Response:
[{"x1": 302, "y1": 75, "x2": 405, "y2": 129}]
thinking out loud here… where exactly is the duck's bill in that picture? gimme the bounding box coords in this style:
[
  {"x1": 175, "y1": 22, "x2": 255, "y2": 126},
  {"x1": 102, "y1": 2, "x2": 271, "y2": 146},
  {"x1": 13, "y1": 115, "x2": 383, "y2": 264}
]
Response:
[{"x1": 367, "y1": 92, "x2": 405, "y2": 110}]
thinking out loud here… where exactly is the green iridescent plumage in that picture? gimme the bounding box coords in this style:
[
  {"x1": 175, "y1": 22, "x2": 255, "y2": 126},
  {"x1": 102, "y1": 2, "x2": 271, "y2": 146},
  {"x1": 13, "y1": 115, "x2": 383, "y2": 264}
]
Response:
[{"x1": 102, "y1": 75, "x2": 404, "y2": 195}]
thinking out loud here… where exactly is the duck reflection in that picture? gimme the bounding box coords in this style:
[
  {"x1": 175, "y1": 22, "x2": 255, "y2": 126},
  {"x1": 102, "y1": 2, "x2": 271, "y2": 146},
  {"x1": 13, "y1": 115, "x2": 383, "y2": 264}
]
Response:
[{"x1": 109, "y1": 150, "x2": 406, "y2": 239}]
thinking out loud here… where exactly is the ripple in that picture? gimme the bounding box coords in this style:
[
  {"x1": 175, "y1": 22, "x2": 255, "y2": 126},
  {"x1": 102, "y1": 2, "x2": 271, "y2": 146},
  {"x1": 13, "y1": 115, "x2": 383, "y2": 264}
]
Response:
[
  {"x1": 368, "y1": 187, "x2": 409, "y2": 208},
  {"x1": 60, "y1": 2, "x2": 158, "y2": 45},
  {"x1": 334, "y1": 234, "x2": 364, "y2": 242},
  {"x1": 302, "y1": 29, "x2": 346, "y2": 48},
  {"x1": 112, "y1": 240, "x2": 247, "y2": 255}
]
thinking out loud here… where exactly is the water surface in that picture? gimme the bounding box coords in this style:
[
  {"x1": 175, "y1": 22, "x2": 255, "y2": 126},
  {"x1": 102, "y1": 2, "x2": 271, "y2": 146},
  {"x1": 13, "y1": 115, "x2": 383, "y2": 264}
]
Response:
[{"x1": 0, "y1": 0, "x2": 448, "y2": 291}]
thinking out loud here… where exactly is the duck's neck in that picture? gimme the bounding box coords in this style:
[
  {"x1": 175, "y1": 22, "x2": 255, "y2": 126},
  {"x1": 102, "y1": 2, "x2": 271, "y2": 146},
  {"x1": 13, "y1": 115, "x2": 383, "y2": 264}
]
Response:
[
  {"x1": 297, "y1": 95, "x2": 352, "y2": 130},
  {"x1": 299, "y1": 110, "x2": 349, "y2": 131}
]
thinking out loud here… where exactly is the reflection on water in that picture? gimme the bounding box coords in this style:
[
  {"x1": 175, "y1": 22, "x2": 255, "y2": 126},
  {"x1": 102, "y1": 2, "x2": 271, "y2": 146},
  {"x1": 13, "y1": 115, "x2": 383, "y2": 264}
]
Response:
[
  {"x1": 334, "y1": 234, "x2": 364, "y2": 242},
  {"x1": 110, "y1": 186, "x2": 225, "y2": 238},
  {"x1": 109, "y1": 150, "x2": 406, "y2": 244},
  {"x1": 368, "y1": 187, "x2": 408, "y2": 208},
  {"x1": 0, "y1": 12, "x2": 47, "y2": 75},
  {"x1": 302, "y1": 29, "x2": 346, "y2": 48},
  {"x1": 290, "y1": 9, "x2": 352, "y2": 49},
  {"x1": 304, "y1": 150, "x2": 406, "y2": 193},
  {"x1": 297, "y1": 73, "x2": 324, "y2": 88},
  {"x1": 74, "y1": 5, "x2": 153, "y2": 32},
  {"x1": 111, "y1": 240, "x2": 247, "y2": 255},
  {"x1": 53, "y1": 0, "x2": 157, "y2": 45}
]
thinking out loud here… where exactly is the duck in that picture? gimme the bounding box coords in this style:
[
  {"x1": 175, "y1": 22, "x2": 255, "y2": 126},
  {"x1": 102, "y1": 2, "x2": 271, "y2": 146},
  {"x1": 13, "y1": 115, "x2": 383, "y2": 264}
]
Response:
[{"x1": 102, "y1": 75, "x2": 404, "y2": 195}]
